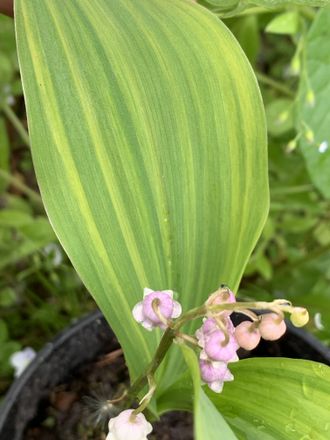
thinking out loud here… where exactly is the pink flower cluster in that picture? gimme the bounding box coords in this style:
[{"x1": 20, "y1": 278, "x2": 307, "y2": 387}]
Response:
[
  {"x1": 196, "y1": 288, "x2": 238, "y2": 393},
  {"x1": 132, "y1": 286, "x2": 290, "y2": 395}
]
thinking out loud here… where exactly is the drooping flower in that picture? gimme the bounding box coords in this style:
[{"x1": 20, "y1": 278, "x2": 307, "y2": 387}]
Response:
[
  {"x1": 199, "y1": 358, "x2": 234, "y2": 393},
  {"x1": 234, "y1": 321, "x2": 261, "y2": 351},
  {"x1": 195, "y1": 316, "x2": 235, "y2": 348},
  {"x1": 10, "y1": 347, "x2": 36, "y2": 377},
  {"x1": 106, "y1": 409, "x2": 152, "y2": 440},
  {"x1": 132, "y1": 288, "x2": 182, "y2": 331},
  {"x1": 195, "y1": 318, "x2": 218, "y2": 347},
  {"x1": 259, "y1": 313, "x2": 286, "y2": 341},
  {"x1": 202, "y1": 329, "x2": 239, "y2": 363}
]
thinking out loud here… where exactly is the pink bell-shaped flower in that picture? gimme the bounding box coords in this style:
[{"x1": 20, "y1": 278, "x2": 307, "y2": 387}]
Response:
[
  {"x1": 199, "y1": 358, "x2": 234, "y2": 393},
  {"x1": 132, "y1": 288, "x2": 182, "y2": 331},
  {"x1": 196, "y1": 316, "x2": 235, "y2": 348},
  {"x1": 106, "y1": 409, "x2": 152, "y2": 440},
  {"x1": 203, "y1": 329, "x2": 239, "y2": 363}
]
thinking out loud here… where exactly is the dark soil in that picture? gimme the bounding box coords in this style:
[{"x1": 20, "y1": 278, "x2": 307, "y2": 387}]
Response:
[{"x1": 23, "y1": 349, "x2": 193, "y2": 440}]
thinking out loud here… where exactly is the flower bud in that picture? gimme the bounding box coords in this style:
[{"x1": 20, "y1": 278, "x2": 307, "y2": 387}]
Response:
[
  {"x1": 234, "y1": 321, "x2": 261, "y2": 350},
  {"x1": 290, "y1": 307, "x2": 309, "y2": 327},
  {"x1": 306, "y1": 89, "x2": 315, "y2": 107},
  {"x1": 206, "y1": 286, "x2": 236, "y2": 316},
  {"x1": 305, "y1": 129, "x2": 314, "y2": 143},
  {"x1": 259, "y1": 313, "x2": 286, "y2": 341},
  {"x1": 107, "y1": 409, "x2": 152, "y2": 440}
]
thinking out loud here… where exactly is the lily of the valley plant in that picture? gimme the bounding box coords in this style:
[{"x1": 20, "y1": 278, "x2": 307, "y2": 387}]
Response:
[
  {"x1": 12, "y1": 0, "x2": 330, "y2": 438},
  {"x1": 106, "y1": 286, "x2": 309, "y2": 439}
]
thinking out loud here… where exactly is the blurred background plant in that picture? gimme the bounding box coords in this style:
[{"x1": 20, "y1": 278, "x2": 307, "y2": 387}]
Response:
[
  {"x1": 0, "y1": 15, "x2": 95, "y2": 399},
  {"x1": 1, "y1": 2, "x2": 330, "y2": 398}
]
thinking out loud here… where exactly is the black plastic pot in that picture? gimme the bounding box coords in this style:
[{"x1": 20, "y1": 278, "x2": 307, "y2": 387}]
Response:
[{"x1": 0, "y1": 310, "x2": 329, "y2": 440}]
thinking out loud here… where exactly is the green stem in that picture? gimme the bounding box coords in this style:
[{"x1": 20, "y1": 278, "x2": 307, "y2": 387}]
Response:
[
  {"x1": 256, "y1": 72, "x2": 295, "y2": 98},
  {"x1": 127, "y1": 304, "x2": 208, "y2": 402},
  {"x1": 0, "y1": 169, "x2": 43, "y2": 207},
  {"x1": 1, "y1": 103, "x2": 30, "y2": 147},
  {"x1": 271, "y1": 184, "x2": 314, "y2": 195},
  {"x1": 126, "y1": 326, "x2": 176, "y2": 403}
]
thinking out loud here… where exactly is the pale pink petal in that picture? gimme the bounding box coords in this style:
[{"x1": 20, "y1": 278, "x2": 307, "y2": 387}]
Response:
[
  {"x1": 228, "y1": 353, "x2": 239, "y2": 363},
  {"x1": 162, "y1": 290, "x2": 174, "y2": 298},
  {"x1": 143, "y1": 287, "x2": 154, "y2": 297},
  {"x1": 171, "y1": 301, "x2": 182, "y2": 318},
  {"x1": 141, "y1": 319, "x2": 155, "y2": 331},
  {"x1": 195, "y1": 328, "x2": 205, "y2": 347},
  {"x1": 200, "y1": 350, "x2": 208, "y2": 360},
  {"x1": 224, "y1": 370, "x2": 234, "y2": 381},
  {"x1": 132, "y1": 302, "x2": 144, "y2": 322},
  {"x1": 209, "y1": 380, "x2": 224, "y2": 393}
]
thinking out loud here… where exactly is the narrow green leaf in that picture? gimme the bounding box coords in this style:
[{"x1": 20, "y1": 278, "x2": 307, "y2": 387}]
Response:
[
  {"x1": 209, "y1": 358, "x2": 330, "y2": 439},
  {"x1": 181, "y1": 344, "x2": 237, "y2": 440},
  {"x1": 15, "y1": 0, "x2": 268, "y2": 388},
  {"x1": 297, "y1": 7, "x2": 330, "y2": 198},
  {"x1": 266, "y1": 11, "x2": 299, "y2": 35}
]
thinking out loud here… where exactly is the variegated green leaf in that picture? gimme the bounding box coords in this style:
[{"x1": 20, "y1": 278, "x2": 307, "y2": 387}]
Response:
[
  {"x1": 15, "y1": 0, "x2": 268, "y2": 395},
  {"x1": 157, "y1": 357, "x2": 330, "y2": 439}
]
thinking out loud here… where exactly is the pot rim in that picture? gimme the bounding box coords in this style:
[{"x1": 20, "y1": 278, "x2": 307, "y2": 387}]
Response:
[{"x1": 0, "y1": 309, "x2": 103, "y2": 426}]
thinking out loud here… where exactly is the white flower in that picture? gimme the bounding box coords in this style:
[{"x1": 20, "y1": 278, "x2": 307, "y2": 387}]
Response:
[
  {"x1": 314, "y1": 312, "x2": 325, "y2": 331},
  {"x1": 318, "y1": 141, "x2": 328, "y2": 154},
  {"x1": 10, "y1": 347, "x2": 36, "y2": 377},
  {"x1": 106, "y1": 409, "x2": 152, "y2": 440},
  {"x1": 44, "y1": 243, "x2": 63, "y2": 266}
]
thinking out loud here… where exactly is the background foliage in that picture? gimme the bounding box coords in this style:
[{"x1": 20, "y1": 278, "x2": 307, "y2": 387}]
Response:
[{"x1": 1, "y1": 0, "x2": 330, "y2": 409}]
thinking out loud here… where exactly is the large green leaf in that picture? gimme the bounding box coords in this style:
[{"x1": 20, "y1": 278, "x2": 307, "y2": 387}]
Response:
[
  {"x1": 211, "y1": 358, "x2": 330, "y2": 439},
  {"x1": 15, "y1": 0, "x2": 268, "y2": 388},
  {"x1": 158, "y1": 357, "x2": 330, "y2": 439},
  {"x1": 297, "y1": 7, "x2": 330, "y2": 199},
  {"x1": 181, "y1": 344, "x2": 237, "y2": 439}
]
